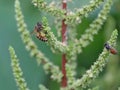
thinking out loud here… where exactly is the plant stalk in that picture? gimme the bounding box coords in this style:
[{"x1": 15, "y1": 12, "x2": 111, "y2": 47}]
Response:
[{"x1": 61, "y1": 0, "x2": 67, "y2": 87}]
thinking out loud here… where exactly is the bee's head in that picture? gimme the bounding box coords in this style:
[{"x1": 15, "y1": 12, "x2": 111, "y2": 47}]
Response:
[
  {"x1": 36, "y1": 22, "x2": 43, "y2": 31},
  {"x1": 104, "y1": 43, "x2": 111, "y2": 50}
]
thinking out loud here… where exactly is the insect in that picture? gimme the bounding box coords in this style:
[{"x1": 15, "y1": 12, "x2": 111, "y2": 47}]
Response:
[
  {"x1": 31, "y1": 22, "x2": 48, "y2": 42},
  {"x1": 104, "y1": 43, "x2": 117, "y2": 54}
]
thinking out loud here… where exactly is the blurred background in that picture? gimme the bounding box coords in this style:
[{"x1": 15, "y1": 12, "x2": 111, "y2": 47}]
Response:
[{"x1": 0, "y1": 0, "x2": 120, "y2": 90}]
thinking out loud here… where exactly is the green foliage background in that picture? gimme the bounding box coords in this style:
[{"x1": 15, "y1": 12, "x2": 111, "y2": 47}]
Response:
[{"x1": 0, "y1": 0, "x2": 120, "y2": 90}]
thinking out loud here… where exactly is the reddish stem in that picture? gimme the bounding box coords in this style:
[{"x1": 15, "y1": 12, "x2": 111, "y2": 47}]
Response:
[{"x1": 61, "y1": 0, "x2": 67, "y2": 87}]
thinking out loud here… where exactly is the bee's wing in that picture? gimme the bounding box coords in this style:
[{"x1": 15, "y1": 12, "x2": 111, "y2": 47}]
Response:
[{"x1": 31, "y1": 26, "x2": 38, "y2": 35}]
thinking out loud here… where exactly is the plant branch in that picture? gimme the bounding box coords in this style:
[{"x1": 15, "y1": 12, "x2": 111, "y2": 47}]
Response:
[
  {"x1": 32, "y1": 0, "x2": 65, "y2": 18},
  {"x1": 9, "y1": 46, "x2": 29, "y2": 90},
  {"x1": 65, "y1": 0, "x2": 104, "y2": 24},
  {"x1": 42, "y1": 17, "x2": 68, "y2": 53}
]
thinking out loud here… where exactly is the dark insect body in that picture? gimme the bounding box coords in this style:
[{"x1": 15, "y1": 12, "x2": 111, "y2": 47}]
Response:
[
  {"x1": 31, "y1": 22, "x2": 48, "y2": 42},
  {"x1": 104, "y1": 43, "x2": 117, "y2": 55},
  {"x1": 109, "y1": 47, "x2": 117, "y2": 54}
]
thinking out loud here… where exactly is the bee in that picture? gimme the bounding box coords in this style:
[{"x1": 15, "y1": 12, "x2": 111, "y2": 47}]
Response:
[
  {"x1": 104, "y1": 43, "x2": 117, "y2": 55},
  {"x1": 31, "y1": 22, "x2": 48, "y2": 42}
]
